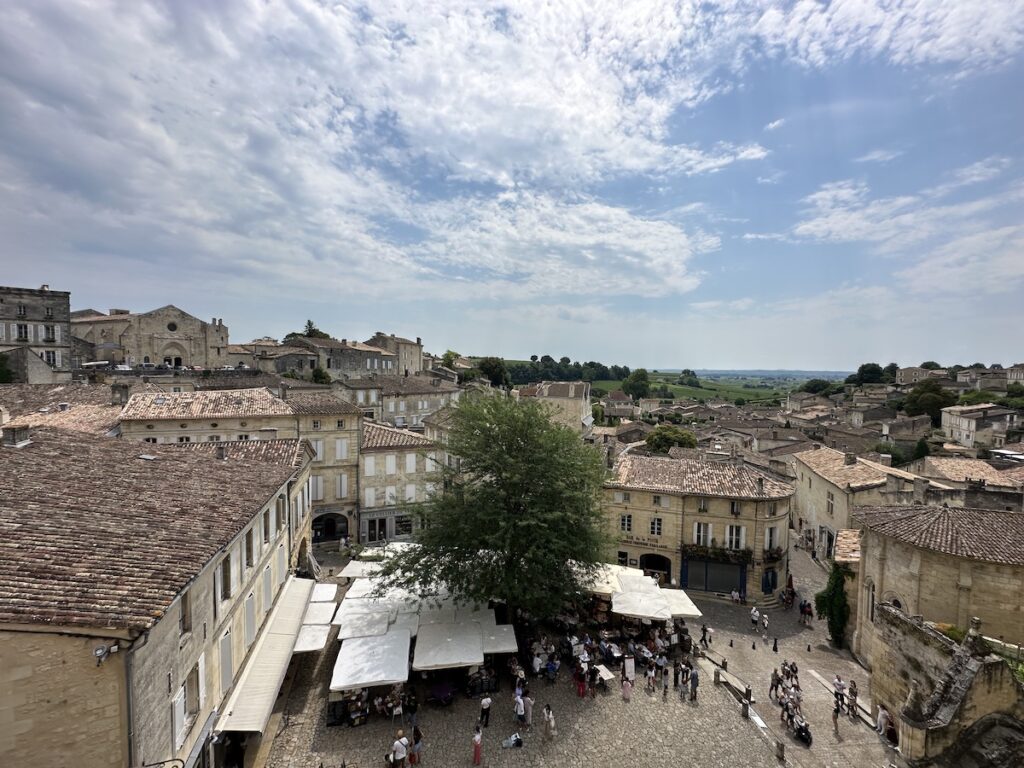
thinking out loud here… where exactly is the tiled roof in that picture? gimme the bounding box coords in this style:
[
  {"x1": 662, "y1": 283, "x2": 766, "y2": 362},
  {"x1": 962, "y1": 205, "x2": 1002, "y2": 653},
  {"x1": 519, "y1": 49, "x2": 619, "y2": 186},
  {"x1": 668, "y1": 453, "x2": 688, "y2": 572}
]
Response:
[
  {"x1": 362, "y1": 421, "x2": 434, "y2": 451},
  {"x1": 793, "y1": 446, "x2": 941, "y2": 491},
  {"x1": 999, "y1": 465, "x2": 1024, "y2": 484},
  {"x1": 519, "y1": 381, "x2": 590, "y2": 399},
  {"x1": 285, "y1": 391, "x2": 361, "y2": 415},
  {"x1": 182, "y1": 438, "x2": 311, "y2": 467},
  {"x1": 422, "y1": 406, "x2": 454, "y2": 427},
  {"x1": 606, "y1": 390, "x2": 631, "y2": 402},
  {"x1": 341, "y1": 376, "x2": 459, "y2": 396},
  {"x1": 852, "y1": 505, "x2": 1024, "y2": 566},
  {"x1": 5, "y1": 403, "x2": 123, "y2": 437},
  {"x1": 608, "y1": 454, "x2": 794, "y2": 500},
  {"x1": 833, "y1": 529, "x2": 861, "y2": 564},
  {"x1": 292, "y1": 336, "x2": 394, "y2": 354},
  {"x1": 919, "y1": 457, "x2": 1020, "y2": 488},
  {"x1": 0, "y1": 428, "x2": 295, "y2": 631},
  {"x1": 120, "y1": 388, "x2": 293, "y2": 420},
  {"x1": 0, "y1": 382, "x2": 156, "y2": 418}
]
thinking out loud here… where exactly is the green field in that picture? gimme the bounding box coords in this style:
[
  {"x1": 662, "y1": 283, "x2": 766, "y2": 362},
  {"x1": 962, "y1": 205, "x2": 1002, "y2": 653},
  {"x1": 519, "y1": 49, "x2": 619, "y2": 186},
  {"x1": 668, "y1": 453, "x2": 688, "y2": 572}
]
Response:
[{"x1": 592, "y1": 374, "x2": 786, "y2": 403}]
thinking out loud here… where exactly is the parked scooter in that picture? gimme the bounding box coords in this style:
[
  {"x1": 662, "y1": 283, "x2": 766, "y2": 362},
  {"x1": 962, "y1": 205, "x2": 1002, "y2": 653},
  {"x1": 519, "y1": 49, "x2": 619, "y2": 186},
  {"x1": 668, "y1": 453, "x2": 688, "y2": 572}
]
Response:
[{"x1": 792, "y1": 715, "x2": 813, "y2": 747}]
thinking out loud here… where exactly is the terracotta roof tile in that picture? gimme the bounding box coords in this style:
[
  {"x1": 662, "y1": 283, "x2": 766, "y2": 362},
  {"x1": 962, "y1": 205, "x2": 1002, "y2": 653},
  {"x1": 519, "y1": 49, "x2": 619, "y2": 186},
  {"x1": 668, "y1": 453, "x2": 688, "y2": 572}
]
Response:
[
  {"x1": 182, "y1": 438, "x2": 311, "y2": 467},
  {"x1": 793, "y1": 446, "x2": 944, "y2": 491},
  {"x1": 919, "y1": 457, "x2": 1020, "y2": 488},
  {"x1": 284, "y1": 391, "x2": 362, "y2": 415},
  {"x1": 341, "y1": 376, "x2": 459, "y2": 396},
  {"x1": 0, "y1": 382, "x2": 157, "y2": 418},
  {"x1": 609, "y1": 454, "x2": 794, "y2": 500},
  {"x1": 833, "y1": 529, "x2": 861, "y2": 564},
  {"x1": 362, "y1": 421, "x2": 434, "y2": 451},
  {"x1": 852, "y1": 505, "x2": 1024, "y2": 566},
  {"x1": 120, "y1": 387, "x2": 293, "y2": 420},
  {"x1": 0, "y1": 428, "x2": 295, "y2": 631}
]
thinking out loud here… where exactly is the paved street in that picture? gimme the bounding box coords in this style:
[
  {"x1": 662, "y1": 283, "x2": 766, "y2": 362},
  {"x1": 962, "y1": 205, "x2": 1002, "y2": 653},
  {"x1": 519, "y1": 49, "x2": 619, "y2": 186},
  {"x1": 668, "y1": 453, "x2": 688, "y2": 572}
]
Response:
[
  {"x1": 690, "y1": 545, "x2": 904, "y2": 768},
  {"x1": 265, "y1": 542, "x2": 902, "y2": 768}
]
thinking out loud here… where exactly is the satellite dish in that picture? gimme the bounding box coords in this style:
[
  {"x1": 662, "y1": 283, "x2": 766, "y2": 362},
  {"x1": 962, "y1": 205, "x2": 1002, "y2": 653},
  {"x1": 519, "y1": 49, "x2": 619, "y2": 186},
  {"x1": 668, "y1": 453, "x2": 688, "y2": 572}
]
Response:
[{"x1": 94, "y1": 645, "x2": 107, "y2": 658}]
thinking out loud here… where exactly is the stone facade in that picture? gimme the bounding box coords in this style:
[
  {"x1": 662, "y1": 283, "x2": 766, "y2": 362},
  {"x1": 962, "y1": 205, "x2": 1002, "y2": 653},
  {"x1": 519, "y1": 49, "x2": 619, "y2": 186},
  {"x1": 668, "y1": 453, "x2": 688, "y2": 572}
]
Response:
[
  {"x1": 288, "y1": 336, "x2": 397, "y2": 378},
  {"x1": 941, "y1": 403, "x2": 1019, "y2": 449},
  {"x1": 71, "y1": 305, "x2": 230, "y2": 369},
  {"x1": 365, "y1": 332, "x2": 423, "y2": 376},
  {"x1": 517, "y1": 380, "x2": 593, "y2": 435},
  {"x1": 0, "y1": 284, "x2": 72, "y2": 381}
]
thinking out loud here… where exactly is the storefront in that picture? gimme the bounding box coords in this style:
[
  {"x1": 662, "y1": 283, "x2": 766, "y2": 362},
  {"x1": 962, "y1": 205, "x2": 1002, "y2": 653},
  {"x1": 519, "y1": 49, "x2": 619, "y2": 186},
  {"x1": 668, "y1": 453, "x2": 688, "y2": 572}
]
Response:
[{"x1": 681, "y1": 558, "x2": 747, "y2": 596}]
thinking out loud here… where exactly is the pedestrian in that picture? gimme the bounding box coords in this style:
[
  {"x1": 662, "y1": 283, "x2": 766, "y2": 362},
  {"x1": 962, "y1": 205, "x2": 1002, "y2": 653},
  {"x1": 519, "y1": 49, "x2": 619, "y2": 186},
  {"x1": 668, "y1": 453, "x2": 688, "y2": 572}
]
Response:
[
  {"x1": 689, "y1": 665, "x2": 700, "y2": 701},
  {"x1": 523, "y1": 690, "x2": 535, "y2": 730},
  {"x1": 833, "y1": 674, "x2": 847, "y2": 712},
  {"x1": 848, "y1": 680, "x2": 859, "y2": 718},
  {"x1": 621, "y1": 675, "x2": 633, "y2": 703},
  {"x1": 662, "y1": 665, "x2": 670, "y2": 699},
  {"x1": 769, "y1": 668, "x2": 781, "y2": 699},
  {"x1": 479, "y1": 694, "x2": 492, "y2": 727},
  {"x1": 472, "y1": 725, "x2": 482, "y2": 766},
  {"x1": 588, "y1": 664, "x2": 599, "y2": 698},
  {"x1": 575, "y1": 664, "x2": 587, "y2": 698},
  {"x1": 391, "y1": 729, "x2": 409, "y2": 768},
  {"x1": 514, "y1": 692, "x2": 525, "y2": 727},
  {"x1": 405, "y1": 692, "x2": 419, "y2": 728},
  {"x1": 762, "y1": 613, "x2": 769, "y2": 637},
  {"x1": 876, "y1": 704, "x2": 891, "y2": 736},
  {"x1": 673, "y1": 660, "x2": 681, "y2": 689},
  {"x1": 410, "y1": 725, "x2": 424, "y2": 765},
  {"x1": 751, "y1": 605, "x2": 760, "y2": 631},
  {"x1": 542, "y1": 704, "x2": 556, "y2": 742},
  {"x1": 700, "y1": 623, "x2": 709, "y2": 648},
  {"x1": 833, "y1": 700, "x2": 840, "y2": 733}
]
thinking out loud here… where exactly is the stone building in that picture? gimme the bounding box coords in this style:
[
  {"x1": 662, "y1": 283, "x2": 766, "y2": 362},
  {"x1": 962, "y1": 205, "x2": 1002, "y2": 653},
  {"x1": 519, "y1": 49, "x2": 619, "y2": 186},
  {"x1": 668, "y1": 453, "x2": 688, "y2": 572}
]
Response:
[
  {"x1": 791, "y1": 446, "x2": 952, "y2": 559},
  {"x1": 850, "y1": 505, "x2": 1024, "y2": 664},
  {"x1": 517, "y1": 380, "x2": 593, "y2": 436},
  {"x1": 904, "y1": 456, "x2": 1023, "y2": 493},
  {"x1": 71, "y1": 305, "x2": 230, "y2": 369},
  {"x1": 0, "y1": 284, "x2": 72, "y2": 382},
  {"x1": 365, "y1": 331, "x2": 424, "y2": 376},
  {"x1": 339, "y1": 375, "x2": 461, "y2": 429},
  {"x1": 604, "y1": 453, "x2": 794, "y2": 600},
  {"x1": 0, "y1": 425, "x2": 313, "y2": 768},
  {"x1": 941, "y1": 403, "x2": 1019, "y2": 449},
  {"x1": 358, "y1": 421, "x2": 440, "y2": 543},
  {"x1": 895, "y1": 366, "x2": 948, "y2": 386},
  {"x1": 288, "y1": 336, "x2": 396, "y2": 378},
  {"x1": 118, "y1": 388, "x2": 362, "y2": 542}
]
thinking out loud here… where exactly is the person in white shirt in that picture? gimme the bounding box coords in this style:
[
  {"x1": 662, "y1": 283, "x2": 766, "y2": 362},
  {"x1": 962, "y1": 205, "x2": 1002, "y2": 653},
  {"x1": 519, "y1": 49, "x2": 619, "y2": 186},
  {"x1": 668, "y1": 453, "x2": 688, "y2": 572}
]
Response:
[
  {"x1": 750, "y1": 606, "x2": 760, "y2": 631},
  {"x1": 531, "y1": 652, "x2": 542, "y2": 677},
  {"x1": 391, "y1": 730, "x2": 409, "y2": 768},
  {"x1": 479, "y1": 695, "x2": 492, "y2": 727},
  {"x1": 514, "y1": 693, "x2": 526, "y2": 726}
]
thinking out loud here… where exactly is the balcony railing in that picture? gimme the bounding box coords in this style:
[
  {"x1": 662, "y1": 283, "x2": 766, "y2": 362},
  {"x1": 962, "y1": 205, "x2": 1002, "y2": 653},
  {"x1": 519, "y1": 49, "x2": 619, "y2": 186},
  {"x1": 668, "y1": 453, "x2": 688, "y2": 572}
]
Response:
[
  {"x1": 682, "y1": 544, "x2": 753, "y2": 565},
  {"x1": 763, "y1": 546, "x2": 785, "y2": 563}
]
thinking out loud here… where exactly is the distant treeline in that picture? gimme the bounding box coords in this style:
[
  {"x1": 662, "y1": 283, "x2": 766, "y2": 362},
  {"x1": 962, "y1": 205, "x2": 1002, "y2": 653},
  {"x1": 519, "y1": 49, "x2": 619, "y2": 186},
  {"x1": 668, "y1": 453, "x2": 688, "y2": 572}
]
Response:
[{"x1": 507, "y1": 355, "x2": 631, "y2": 385}]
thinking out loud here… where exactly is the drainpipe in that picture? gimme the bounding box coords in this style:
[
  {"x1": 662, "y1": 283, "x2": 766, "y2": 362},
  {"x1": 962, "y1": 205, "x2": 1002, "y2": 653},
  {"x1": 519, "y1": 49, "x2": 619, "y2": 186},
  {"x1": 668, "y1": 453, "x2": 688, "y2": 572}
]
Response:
[{"x1": 125, "y1": 629, "x2": 149, "y2": 767}]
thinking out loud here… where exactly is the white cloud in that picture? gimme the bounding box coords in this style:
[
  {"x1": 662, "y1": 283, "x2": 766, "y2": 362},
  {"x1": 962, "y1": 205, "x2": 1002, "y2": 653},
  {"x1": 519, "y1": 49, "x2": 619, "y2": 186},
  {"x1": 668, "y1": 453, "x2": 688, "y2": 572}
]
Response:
[
  {"x1": 756, "y1": 170, "x2": 786, "y2": 185},
  {"x1": 854, "y1": 149, "x2": 904, "y2": 164},
  {"x1": 764, "y1": 118, "x2": 786, "y2": 131},
  {"x1": 925, "y1": 156, "x2": 1012, "y2": 197}
]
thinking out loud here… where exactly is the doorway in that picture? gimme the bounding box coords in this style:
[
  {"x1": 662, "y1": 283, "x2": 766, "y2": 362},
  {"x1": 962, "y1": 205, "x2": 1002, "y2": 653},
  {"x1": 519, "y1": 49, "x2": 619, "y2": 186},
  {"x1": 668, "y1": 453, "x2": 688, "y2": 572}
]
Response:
[
  {"x1": 366, "y1": 518, "x2": 386, "y2": 543},
  {"x1": 639, "y1": 553, "x2": 672, "y2": 585}
]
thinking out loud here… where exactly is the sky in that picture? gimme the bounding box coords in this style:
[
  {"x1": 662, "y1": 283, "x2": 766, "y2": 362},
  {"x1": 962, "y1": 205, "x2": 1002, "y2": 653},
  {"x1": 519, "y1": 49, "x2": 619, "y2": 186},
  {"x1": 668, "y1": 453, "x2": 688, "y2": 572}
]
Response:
[{"x1": 1, "y1": 1, "x2": 1023, "y2": 370}]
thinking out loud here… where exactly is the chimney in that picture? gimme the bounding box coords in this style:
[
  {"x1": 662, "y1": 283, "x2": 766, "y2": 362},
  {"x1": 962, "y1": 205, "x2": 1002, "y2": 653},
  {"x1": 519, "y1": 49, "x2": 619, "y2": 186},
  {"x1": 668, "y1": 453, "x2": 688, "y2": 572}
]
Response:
[
  {"x1": 216, "y1": 444, "x2": 228, "y2": 461},
  {"x1": 279, "y1": 383, "x2": 288, "y2": 401},
  {"x1": 885, "y1": 474, "x2": 900, "y2": 494},
  {"x1": 111, "y1": 383, "x2": 131, "y2": 405},
  {"x1": 416, "y1": 337, "x2": 422, "y2": 345},
  {"x1": 876, "y1": 454, "x2": 892, "y2": 467},
  {"x1": 58, "y1": 402, "x2": 70, "y2": 412},
  {"x1": 40, "y1": 284, "x2": 49, "y2": 291},
  {"x1": 843, "y1": 452, "x2": 857, "y2": 465},
  {"x1": 1, "y1": 425, "x2": 32, "y2": 448},
  {"x1": 342, "y1": 339, "x2": 347, "y2": 345},
  {"x1": 913, "y1": 477, "x2": 928, "y2": 503},
  {"x1": 0, "y1": 405, "x2": 8, "y2": 426}
]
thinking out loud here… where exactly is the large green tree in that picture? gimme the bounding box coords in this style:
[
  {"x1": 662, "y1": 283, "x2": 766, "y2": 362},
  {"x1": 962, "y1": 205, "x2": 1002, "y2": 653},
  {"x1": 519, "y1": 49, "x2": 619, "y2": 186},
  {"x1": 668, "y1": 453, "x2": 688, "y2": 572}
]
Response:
[
  {"x1": 622, "y1": 368, "x2": 651, "y2": 399},
  {"x1": 284, "y1": 319, "x2": 331, "y2": 340},
  {"x1": 904, "y1": 379, "x2": 957, "y2": 425},
  {"x1": 476, "y1": 356, "x2": 511, "y2": 389},
  {"x1": 376, "y1": 395, "x2": 610, "y2": 619},
  {"x1": 645, "y1": 424, "x2": 697, "y2": 454}
]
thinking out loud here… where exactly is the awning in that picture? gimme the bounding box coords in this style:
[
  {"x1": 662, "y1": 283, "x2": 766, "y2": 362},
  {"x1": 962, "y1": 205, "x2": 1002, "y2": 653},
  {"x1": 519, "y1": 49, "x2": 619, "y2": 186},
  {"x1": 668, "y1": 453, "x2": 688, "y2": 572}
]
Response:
[
  {"x1": 455, "y1": 605, "x2": 496, "y2": 625},
  {"x1": 215, "y1": 576, "x2": 315, "y2": 733},
  {"x1": 330, "y1": 629, "x2": 411, "y2": 691},
  {"x1": 481, "y1": 624, "x2": 518, "y2": 654},
  {"x1": 311, "y1": 583, "x2": 339, "y2": 602},
  {"x1": 662, "y1": 588, "x2": 702, "y2": 618},
  {"x1": 337, "y1": 610, "x2": 391, "y2": 640},
  {"x1": 583, "y1": 562, "x2": 644, "y2": 597},
  {"x1": 413, "y1": 622, "x2": 484, "y2": 670},
  {"x1": 303, "y1": 602, "x2": 337, "y2": 625},
  {"x1": 294, "y1": 624, "x2": 331, "y2": 653},
  {"x1": 338, "y1": 560, "x2": 381, "y2": 579},
  {"x1": 611, "y1": 590, "x2": 672, "y2": 621},
  {"x1": 390, "y1": 611, "x2": 421, "y2": 637}
]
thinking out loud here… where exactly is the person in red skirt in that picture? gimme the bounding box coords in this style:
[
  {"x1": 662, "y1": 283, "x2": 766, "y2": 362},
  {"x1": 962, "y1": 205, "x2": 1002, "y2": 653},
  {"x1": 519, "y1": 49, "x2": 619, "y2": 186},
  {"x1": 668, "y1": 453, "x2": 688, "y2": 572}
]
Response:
[{"x1": 472, "y1": 724, "x2": 482, "y2": 765}]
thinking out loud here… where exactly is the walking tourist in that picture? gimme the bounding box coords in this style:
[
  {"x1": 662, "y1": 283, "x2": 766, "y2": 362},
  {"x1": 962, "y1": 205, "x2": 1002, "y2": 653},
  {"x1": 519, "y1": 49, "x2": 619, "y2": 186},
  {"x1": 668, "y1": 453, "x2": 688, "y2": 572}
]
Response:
[
  {"x1": 410, "y1": 725, "x2": 424, "y2": 764},
  {"x1": 391, "y1": 730, "x2": 409, "y2": 768},
  {"x1": 543, "y1": 704, "x2": 556, "y2": 742},
  {"x1": 621, "y1": 674, "x2": 633, "y2": 702},
  {"x1": 751, "y1": 606, "x2": 760, "y2": 630},
  {"x1": 523, "y1": 690, "x2": 535, "y2": 730},
  {"x1": 479, "y1": 694, "x2": 492, "y2": 727},
  {"x1": 769, "y1": 668, "x2": 781, "y2": 699},
  {"x1": 689, "y1": 666, "x2": 700, "y2": 701},
  {"x1": 472, "y1": 725, "x2": 482, "y2": 765}
]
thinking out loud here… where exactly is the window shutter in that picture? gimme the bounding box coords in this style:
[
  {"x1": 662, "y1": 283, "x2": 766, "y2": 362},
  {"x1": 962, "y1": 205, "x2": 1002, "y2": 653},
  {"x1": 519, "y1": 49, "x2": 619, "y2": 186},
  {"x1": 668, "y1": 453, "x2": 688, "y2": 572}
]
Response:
[
  {"x1": 406, "y1": 453, "x2": 416, "y2": 473},
  {"x1": 614, "y1": 491, "x2": 623, "y2": 503},
  {"x1": 312, "y1": 475, "x2": 324, "y2": 501},
  {"x1": 312, "y1": 440, "x2": 324, "y2": 461},
  {"x1": 172, "y1": 687, "x2": 186, "y2": 751},
  {"x1": 0, "y1": 323, "x2": 5, "y2": 341},
  {"x1": 244, "y1": 594, "x2": 256, "y2": 647},
  {"x1": 405, "y1": 483, "x2": 416, "y2": 502},
  {"x1": 198, "y1": 653, "x2": 207, "y2": 708},
  {"x1": 262, "y1": 566, "x2": 273, "y2": 613},
  {"x1": 385, "y1": 455, "x2": 397, "y2": 475},
  {"x1": 335, "y1": 438, "x2": 348, "y2": 459},
  {"x1": 365, "y1": 456, "x2": 375, "y2": 476},
  {"x1": 230, "y1": 547, "x2": 239, "y2": 595},
  {"x1": 740, "y1": 526, "x2": 747, "y2": 550},
  {"x1": 693, "y1": 522, "x2": 698, "y2": 545},
  {"x1": 55, "y1": 325, "x2": 61, "y2": 342},
  {"x1": 365, "y1": 487, "x2": 376, "y2": 507},
  {"x1": 219, "y1": 632, "x2": 233, "y2": 696},
  {"x1": 277, "y1": 544, "x2": 286, "y2": 584},
  {"x1": 386, "y1": 486, "x2": 396, "y2": 505}
]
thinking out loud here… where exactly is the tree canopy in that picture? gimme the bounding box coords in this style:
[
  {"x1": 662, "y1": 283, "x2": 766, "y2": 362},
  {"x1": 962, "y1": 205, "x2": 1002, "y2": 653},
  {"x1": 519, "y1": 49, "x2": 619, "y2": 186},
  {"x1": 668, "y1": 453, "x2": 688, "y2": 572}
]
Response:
[
  {"x1": 919, "y1": 361, "x2": 942, "y2": 370},
  {"x1": 845, "y1": 362, "x2": 885, "y2": 385},
  {"x1": 284, "y1": 319, "x2": 331, "y2": 340},
  {"x1": 375, "y1": 395, "x2": 610, "y2": 619},
  {"x1": 310, "y1": 367, "x2": 331, "y2": 384},
  {"x1": 622, "y1": 368, "x2": 651, "y2": 399},
  {"x1": 440, "y1": 350, "x2": 459, "y2": 369},
  {"x1": 504, "y1": 355, "x2": 631, "y2": 384},
  {"x1": 800, "y1": 378, "x2": 832, "y2": 394},
  {"x1": 645, "y1": 424, "x2": 697, "y2": 454},
  {"x1": 904, "y1": 379, "x2": 957, "y2": 425},
  {"x1": 476, "y1": 356, "x2": 511, "y2": 389}
]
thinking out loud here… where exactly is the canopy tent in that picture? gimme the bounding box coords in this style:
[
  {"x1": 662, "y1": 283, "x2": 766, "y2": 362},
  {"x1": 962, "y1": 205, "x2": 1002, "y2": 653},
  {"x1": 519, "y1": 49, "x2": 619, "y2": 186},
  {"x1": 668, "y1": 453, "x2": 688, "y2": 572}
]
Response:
[
  {"x1": 413, "y1": 622, "x2": 484, "y2": 670},
  {"x1": 294, "y1": 624, "x2": 331, "y2": 653},
  {"x1": 585, "y1": 562, "x2": 645, "y2": 597},
  {"x1": 662, "y1": 588, "x2": 702, "y2": 619},
  {"x1": 455, "y1": 605, "x2": 497, "y2": 625},
  {"x1": 389, "y1": 611, "x2": 421, "y2": 638},
  {"x1": 419, "y1": 605, "x2": 458, "y2": 625},
  {"x1": 311, "y1": 583, "x2": 339, "y2": 602},
  {"x1": 336, "y1": 610, "x2": 391, "y2": 640},
  {"x1": 330, "y1": 629, "x2": 411, "y2": 691},
  {"x1": 617, "y1": 573, "x2": 662, "y2": 594},
  {"x1": 338, "y1": 560, "x2": 381, "y2": 579},
  {"x1": 215, "y1": 577, "x2": 315, "y2": 733},
  {"x1": 611, "y1": 589, "x2": 673, "y2": 621},
  {"x1": 303, "y1": 601, "x2": 337, "y2": 625},
  {"x1": 344, "y1": 577, "x2": 419, "y2": 610},
  {"x1": 481, "y1": 624, "x2": 518, "y2": 654}
]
